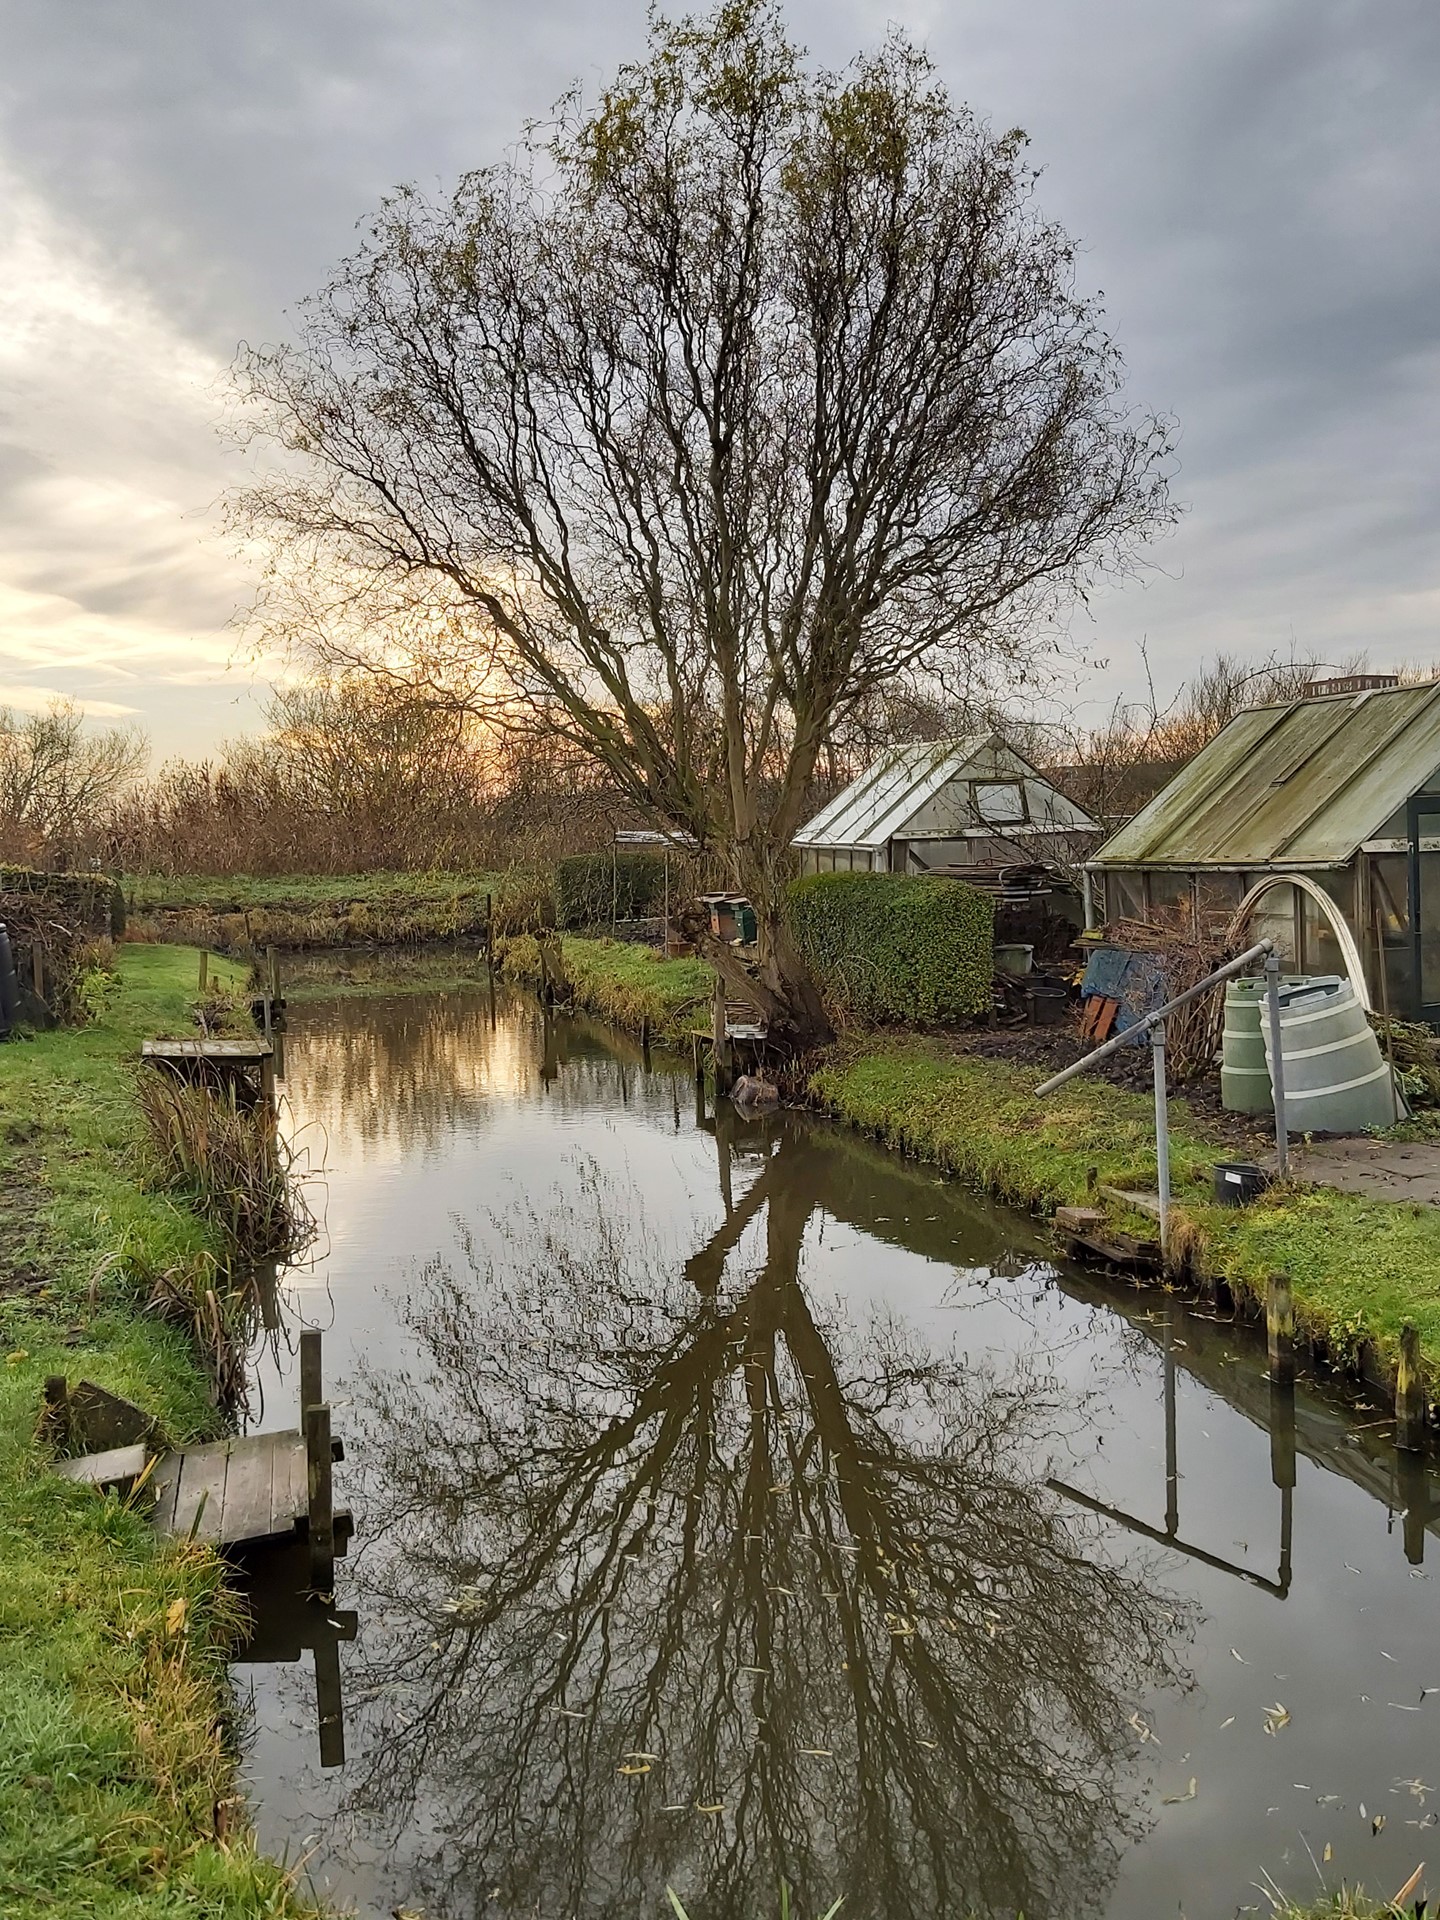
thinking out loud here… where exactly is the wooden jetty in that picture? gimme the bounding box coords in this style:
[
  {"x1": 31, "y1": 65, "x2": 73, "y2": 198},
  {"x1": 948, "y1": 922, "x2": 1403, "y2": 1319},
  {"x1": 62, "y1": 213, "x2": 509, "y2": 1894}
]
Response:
[
  {"x1": 141, "y1": 1035, "x2": 275, "y2": 1106},
  {"x1": 53, "y1": 1329, "x2": 347, "y2": 1587}
]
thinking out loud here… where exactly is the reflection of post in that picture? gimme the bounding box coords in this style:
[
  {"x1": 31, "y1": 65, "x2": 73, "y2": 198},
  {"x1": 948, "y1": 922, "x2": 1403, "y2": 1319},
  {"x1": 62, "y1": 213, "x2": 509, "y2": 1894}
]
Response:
[
  {"x1": 1394, "y1": 1451, "x2": 1432, "y2": 1567},
  {"x1": 715, "y1": 1106, "x2": 735, "y2": 1218},
  {"x1": 712, "y1": 977, "x2": 733, "y2": 1095},
  {"x1": 300, "y1": 1326, "x2": 322, "y2": 1419},
  {"x1": 1163, "y1": 1299, "x2": 1178, "y2": 1537},
  {"x1": 540, "y1": 1012, "x2": 559, "y2": 1086},
  {"x1": 1269, "y1": 1379, "x2": 1295, "y2": 1594},
  {"x1": 314, "y1": 1621, "x2": 347, "y2": 1767}
]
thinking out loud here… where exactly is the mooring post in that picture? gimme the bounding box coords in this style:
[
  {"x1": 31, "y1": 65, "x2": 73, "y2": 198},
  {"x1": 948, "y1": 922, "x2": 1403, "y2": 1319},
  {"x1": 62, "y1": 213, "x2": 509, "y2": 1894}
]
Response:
[
  {"x1": 313, "y1": 1628, "x2": 346, "y2": 1768},
  {"x1": 711, "y1": 979, "x2": 733, "y2": 1095},
  {"x1": 1151, "y1": 1019, "x2": 1171, "y2": 1265},
  {"x1": 299, "y1": 1326, "x2": 322, "y2": 1419},
  {"x1": 305, "y1": 1401, "x2": 335, "y2": 1597},
  {"x1": 484, "y1": 893, "x2": 494, "y2": 976},
  {"x1": 1264, "y1": 952, "x2": 1289, "y2": 1179},
  {"x1": 198, "y1": 950, "x2": 208, "y2": 992},
  {"x1": 1266, "y1": 1272, "x2": 1294, "y2": 1388},
  {"x1": 1396, "y1": 1320, "x2": 1427, "y2": 1453}
]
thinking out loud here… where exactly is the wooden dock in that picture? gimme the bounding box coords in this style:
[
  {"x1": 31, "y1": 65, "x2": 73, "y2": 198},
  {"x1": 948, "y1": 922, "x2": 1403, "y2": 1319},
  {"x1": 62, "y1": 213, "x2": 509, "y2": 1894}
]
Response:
[
  {"x1": 149, "y1": 1428, "x2": 347, "y2": 1551},
  {"x1": 140, "y1": 1035, "x2": 275, "y2": 1106}
]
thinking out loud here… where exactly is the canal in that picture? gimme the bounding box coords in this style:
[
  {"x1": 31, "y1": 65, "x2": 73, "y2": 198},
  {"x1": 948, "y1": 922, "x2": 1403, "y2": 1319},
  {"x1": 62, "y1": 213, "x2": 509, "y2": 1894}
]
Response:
[{"x1": 237, "y1": 983, "x2": 1440, "y2": 1918}]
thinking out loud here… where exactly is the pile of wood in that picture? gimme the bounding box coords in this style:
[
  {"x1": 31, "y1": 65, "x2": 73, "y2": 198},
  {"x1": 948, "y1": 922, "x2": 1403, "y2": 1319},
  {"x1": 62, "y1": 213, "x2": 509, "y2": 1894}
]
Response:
[
  {"x1": 1098, "y1": 907, "x2": 1234, "y2": 1080},
  {"x1": 0, "y1": 867, "x2": 118, "y2": 1026}
]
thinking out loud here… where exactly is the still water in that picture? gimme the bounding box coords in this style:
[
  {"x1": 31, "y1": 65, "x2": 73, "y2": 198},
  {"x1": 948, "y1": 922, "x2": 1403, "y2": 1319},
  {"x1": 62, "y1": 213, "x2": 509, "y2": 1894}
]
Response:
[{"x1": 237, "y1": 985, "x2": 1440, "y2": 1919}]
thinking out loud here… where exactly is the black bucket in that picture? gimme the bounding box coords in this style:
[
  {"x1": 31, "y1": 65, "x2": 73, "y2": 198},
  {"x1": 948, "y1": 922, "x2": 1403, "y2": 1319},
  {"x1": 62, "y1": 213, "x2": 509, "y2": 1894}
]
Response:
[
  {"x1": 1214, "y1": 1161, "x2": 1270, "y2": 1207},
  {"x1": 1027, "y1": 985, "x2": 1069, "y2": 1027}
]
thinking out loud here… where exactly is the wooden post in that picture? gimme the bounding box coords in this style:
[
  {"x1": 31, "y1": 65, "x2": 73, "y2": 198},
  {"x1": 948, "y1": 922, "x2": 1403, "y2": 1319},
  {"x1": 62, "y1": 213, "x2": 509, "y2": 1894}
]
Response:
[
  {"x1": 305, "y1": 1401, "x2": 335, "y2": 1596},
  {"x1": 640, "y1": 1015, "x2": 650, "y2": 1058},
  {"x1": 267, "y1": 945, "x2": 278, "y2": 1001},
  {"x1": 198, "y1": 950, "x2": 209, "y2": 992},
  {"x1": 1266, "y1": 1272, "x2": 1294, "y2": 1388},
  {"x1": 260, "y1": 1049, "x2": 276, "y2": 1111},
  {"x1": 299, "y1": 1327, "x2": 322, "y2": 1420},
  {"x1": 1396, "y1": 1321, "x2": 1426, "y2": 1452},
  {"x1": 485, "y1": 893, "x2": 494, "y2": 975},
  {"x1": 313, "y1": 1628, "x2": 346, "y2": 1768},
  {"x1": 712, "y1": 978, "x2": 733, "y2": 1095}
]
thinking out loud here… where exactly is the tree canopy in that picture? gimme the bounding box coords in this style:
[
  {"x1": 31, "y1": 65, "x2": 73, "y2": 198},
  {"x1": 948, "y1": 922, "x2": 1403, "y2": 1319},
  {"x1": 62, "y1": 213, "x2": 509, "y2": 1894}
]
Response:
[{"x1": 238, "y1": 0, "x2": 1174, "y2": 1033}]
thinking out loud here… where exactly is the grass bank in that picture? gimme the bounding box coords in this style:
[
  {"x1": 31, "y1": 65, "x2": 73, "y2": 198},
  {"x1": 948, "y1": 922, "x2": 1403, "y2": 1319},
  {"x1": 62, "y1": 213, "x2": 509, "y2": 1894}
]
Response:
[
  {"x1": 0, "y1": 945, "x2": 317, "y2": 1917},
  {"x1": 497, "y1": 933, "x2": 711, "y2": 1043},
  {"x1": 124, "y1": 867, "x2": 550, "y2": 953},
  {"x1": 809, "y1": 1037, "x2": 1440, "y2": 1387}
]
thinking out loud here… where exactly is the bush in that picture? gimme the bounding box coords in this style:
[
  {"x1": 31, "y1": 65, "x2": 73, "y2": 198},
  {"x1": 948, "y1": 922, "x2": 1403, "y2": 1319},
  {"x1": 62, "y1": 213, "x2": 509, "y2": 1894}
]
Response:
[
  {"x1": 787, "y1": 872, "x2": 994, "y2": 1025},
  {"x1": 555, "y1": 852, "x2": 665, "y2": 929}
]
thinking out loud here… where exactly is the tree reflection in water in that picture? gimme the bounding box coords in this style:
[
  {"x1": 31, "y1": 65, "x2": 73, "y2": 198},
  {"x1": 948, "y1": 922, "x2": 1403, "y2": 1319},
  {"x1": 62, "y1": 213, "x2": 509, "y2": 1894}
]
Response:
[{"x1": 343, "y1": 1127, "x2": 1188, "y2": 1919}]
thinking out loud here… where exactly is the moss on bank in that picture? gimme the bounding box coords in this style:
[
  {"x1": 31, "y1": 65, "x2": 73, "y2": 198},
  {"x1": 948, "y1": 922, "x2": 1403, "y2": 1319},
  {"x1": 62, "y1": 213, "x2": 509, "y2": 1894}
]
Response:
[
  {"x1": 0, "y1": 947, "x2": 318, "y2": 1918},
  {"x1": 809, "y1": 1037, "x2": 1440, "y2": 1384}
]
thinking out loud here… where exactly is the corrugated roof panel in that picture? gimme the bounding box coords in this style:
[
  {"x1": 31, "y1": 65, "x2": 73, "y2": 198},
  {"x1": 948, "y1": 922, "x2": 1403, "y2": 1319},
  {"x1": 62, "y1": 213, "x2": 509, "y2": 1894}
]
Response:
[{"x1": 1092, "y1": 683, "x2": 1440, "y2": 869}]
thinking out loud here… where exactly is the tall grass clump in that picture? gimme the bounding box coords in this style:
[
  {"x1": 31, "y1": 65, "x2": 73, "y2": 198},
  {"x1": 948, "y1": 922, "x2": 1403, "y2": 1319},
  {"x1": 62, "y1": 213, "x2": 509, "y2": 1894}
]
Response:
[{"x1": 136, "y1": 1074, "x2": 315, "y2": 1265}]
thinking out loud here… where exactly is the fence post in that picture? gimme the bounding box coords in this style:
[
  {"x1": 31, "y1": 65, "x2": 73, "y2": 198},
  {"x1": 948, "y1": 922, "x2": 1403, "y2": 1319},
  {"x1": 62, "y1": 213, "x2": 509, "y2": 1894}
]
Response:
[
  {"x1": 1396, "y1": 1321, "x2": 1426, "y2": 1452},
  {"x1": 198, "y1": 950, "x2": 208, "y2": 992},
  {"x1": 299, "y1": 1327, "x2": 322, "y2": 1420},
  {"x1": 1266, "y1": 1272, "x2": 1294, "y2": 1388},
  {"x1": 305, "y1": 1401, "x2": 335, "y2": 1596}
]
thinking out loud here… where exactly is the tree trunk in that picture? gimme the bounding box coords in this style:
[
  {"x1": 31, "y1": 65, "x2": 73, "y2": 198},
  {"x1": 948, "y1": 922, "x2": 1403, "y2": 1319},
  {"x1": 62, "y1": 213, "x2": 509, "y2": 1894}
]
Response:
[{"x1": 680, "y1": 852, "x2": 832, "y2": 1053}]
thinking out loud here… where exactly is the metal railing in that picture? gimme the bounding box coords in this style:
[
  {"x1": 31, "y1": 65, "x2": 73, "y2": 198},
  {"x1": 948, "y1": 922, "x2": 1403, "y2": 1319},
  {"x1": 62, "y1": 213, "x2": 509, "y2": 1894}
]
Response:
[{"x1": 1035, "y1": 940, "x2": 1288, "y2": 1259}]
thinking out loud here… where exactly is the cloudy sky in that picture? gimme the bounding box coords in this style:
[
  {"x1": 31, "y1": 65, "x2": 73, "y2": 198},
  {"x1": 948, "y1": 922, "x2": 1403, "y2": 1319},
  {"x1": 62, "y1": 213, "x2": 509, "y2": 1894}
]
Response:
[{"x1": 1, "y1": 0, "x2": 1437, "y2": 760}]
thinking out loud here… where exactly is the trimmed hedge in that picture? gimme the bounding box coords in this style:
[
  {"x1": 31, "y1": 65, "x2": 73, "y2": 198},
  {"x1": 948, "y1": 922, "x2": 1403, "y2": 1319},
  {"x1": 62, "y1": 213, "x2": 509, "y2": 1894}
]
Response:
[
  {"x1": 555, "y1": 852, "x2": 665, "y2": 929},
  {"x1": 787, "y1": 871, "x2": 994, "y2": 1024}
]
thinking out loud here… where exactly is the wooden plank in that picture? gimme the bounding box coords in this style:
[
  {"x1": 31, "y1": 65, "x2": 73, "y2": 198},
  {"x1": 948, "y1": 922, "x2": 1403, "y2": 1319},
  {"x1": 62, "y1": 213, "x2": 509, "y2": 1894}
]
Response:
[
  {"x1": 150, "y1": 1450, "x2": 185, "y2": 1532},
  {"x1": 141, "y1": 1038, "x2": 273, "y2": 1063},
  {"x1": 269, "y1": 1430, "x2": 309, "y2": 1531},
  {"x1": 169, "y1": 1438, "x2": 233, "y2": 1542},
  {"x1": 219, "y1": 1433, "x2": 283, "y2": 1545},
  {"x1": 55, "y1": 1443, "x2": 148, "y2": 1491}
]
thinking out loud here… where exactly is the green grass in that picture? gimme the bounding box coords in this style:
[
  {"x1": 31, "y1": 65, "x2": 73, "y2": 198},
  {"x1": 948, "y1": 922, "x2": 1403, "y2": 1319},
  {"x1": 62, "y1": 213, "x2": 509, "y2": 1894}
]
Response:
[
  {"x1": 498, "y1": 934, "x2": 712, "y2": 1043},
  {"x1": 0, "y1": 946, "x2": 318, "y2": 1917},
  {"x1": 810, "y1": 1038, "x2": 1440, "y2": 1385}
]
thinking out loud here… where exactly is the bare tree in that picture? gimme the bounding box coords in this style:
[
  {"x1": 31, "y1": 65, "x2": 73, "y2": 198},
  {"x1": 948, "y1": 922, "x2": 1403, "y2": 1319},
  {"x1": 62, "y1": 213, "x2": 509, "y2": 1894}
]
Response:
[
  {"x1": 0, "y1": 700, "x2": 147, "y2": 867},
  {"x1": 236, "y1": 0, "x2": 1174, "y2": 1041}
]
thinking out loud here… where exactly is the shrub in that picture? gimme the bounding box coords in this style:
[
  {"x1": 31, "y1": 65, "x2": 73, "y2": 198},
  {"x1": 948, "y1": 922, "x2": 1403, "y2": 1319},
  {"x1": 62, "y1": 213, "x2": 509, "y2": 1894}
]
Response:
[
  {"x1": 787, "y1": 872, "x2": 994, "y2": 1025},
  {"x1": 555, "y1": 852, "x2": 665, "y2": 928}
]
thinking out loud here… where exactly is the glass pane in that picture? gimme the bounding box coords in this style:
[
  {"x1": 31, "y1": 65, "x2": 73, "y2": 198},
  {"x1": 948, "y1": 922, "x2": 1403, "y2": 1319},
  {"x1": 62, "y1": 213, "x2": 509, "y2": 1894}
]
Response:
[
  {"x1": 1248, "y1": 882, "x2": 1299, "y2": 970},
  {"x1": 972, "y1": 781, "x2": 1026, "y2": 825},
  {"x1": 1109, "y1": 871, "x2": 1144, "y2": 922},
  {"x1": 1301, "y1": 886, "x2": 1348, "y2": 981},
  {"x1": 1371, "y1": 854, "x2": 1414, "y2": 1015},
  {"x1": 1422, "y1": 852, "x2": 1440, "y2": 1008}
]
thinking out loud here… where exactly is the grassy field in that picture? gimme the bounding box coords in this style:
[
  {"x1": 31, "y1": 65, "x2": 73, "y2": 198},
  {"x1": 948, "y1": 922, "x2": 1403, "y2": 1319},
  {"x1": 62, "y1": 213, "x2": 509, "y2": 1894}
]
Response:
[
  {"x1": 810, "y1": 1038, "x2": 1440, "y2": 1386},
  {"x1": 0, "y1": 946, "x2": 318, "y2": 1918}
]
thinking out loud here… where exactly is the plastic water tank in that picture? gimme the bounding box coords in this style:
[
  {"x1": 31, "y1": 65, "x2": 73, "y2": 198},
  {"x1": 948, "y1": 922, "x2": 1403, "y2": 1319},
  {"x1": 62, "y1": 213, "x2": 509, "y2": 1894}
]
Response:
[
  {"x1": 1262, "y1": 976, "x2": 1405, "y2": 1133},
  {"x1": 1221, "y1": 978, "x2": 1282, "y2": 1113}
]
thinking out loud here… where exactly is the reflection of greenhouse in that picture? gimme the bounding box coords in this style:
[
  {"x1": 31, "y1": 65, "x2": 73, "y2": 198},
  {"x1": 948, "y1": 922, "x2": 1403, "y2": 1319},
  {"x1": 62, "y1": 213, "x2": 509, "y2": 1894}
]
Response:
[{"x1": 1086, "y1": 679, "x2": 1440, "y2": 1026}]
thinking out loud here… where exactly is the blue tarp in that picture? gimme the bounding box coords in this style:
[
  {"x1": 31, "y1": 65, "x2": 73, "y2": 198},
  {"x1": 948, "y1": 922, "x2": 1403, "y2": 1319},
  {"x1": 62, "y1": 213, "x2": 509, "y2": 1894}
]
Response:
[{"x1": 1080, "y1": 945, "x2": 1168, "y2": 1036}]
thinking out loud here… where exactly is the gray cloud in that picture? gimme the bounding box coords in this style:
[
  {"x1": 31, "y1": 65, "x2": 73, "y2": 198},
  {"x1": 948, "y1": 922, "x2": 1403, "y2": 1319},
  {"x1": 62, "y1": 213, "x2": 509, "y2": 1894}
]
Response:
[{"x1": 1, "y1": 0, "x2": 1437, "y2": 754}]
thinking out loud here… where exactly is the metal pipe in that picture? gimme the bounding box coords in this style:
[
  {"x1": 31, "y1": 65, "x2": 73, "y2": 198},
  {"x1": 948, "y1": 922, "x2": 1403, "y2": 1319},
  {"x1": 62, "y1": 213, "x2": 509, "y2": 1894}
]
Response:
[
  {"x1": 1035, "y1": 939, "x2": 1274, "y2": 1096},
  {"x1": 1265, "y1": 951, "x2": 1289, "y2": 1178},
  {"x1": 1152, "y1": 1019, "x2": 1171, "y2": 1264},
  {"x1": 1081, "y1": 866, "x2": 1097, "y2": 933}
]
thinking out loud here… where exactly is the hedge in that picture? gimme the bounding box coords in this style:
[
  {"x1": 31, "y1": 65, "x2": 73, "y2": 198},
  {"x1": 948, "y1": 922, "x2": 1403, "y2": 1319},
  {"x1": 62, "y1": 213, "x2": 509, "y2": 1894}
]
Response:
[
  {"x1": 787, "y1": 871, "x2": 994, "y2": 1024},
  {"x1": 555, "y1": 852, "x2": 665, "y2": 929}
]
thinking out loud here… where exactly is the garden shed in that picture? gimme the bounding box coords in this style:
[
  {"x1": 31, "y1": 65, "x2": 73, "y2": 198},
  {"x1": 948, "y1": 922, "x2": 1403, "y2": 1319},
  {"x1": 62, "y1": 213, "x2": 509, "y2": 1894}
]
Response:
[
  {"x1": 792, "y1": 736, "x2": 1099, "y2": 879},
  {"x1": 1085, "y1": 678, "x2": 1440, "y2": 1026}
]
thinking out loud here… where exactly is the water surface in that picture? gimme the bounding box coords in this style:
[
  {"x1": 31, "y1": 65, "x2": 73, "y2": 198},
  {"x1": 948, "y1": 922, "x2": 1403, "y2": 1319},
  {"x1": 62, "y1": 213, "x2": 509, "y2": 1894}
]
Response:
[{"x1": 237, "y1": 986, "x2": 1440, "y2": 1919}]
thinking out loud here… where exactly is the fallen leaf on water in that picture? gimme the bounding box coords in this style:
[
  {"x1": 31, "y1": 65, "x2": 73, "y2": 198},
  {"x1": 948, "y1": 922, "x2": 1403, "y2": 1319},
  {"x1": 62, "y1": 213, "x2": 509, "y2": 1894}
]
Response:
[
  {"x1": 696, "y1": 1802, "x2": 725, "y2": 1814},
  {"x1": 1127, "y1": 1711, "x2": 1160, "y2": 1746},
  {"x1": 1372, "y1": 1814, "x2": 1387, "y2": 1835},
  {"x1": 1263, "y1": 1702, "x2": 1291, "y2": 1736},
  {"x1": 799, "y1": 1748, "x2": 834, "y2": 1757},
  {"x1": 765, "y1": 1585, "x2": 795, "y2": 1597},
  {"x1": 1162, "y1": 1778, "x2": 1198, "y2": 1805},
  {"x1": 1231, "y1": 1648, "x2": 1248, "y2": 1664},
  {"x1": 624, "y1": 1752, "x2": 659, "y2": 1761},
  {"x1": 1220, "y1": 1717, "x2": 1235, "y2": 1730},
  {"x1": 1390, "y1": 1702, "x2": 1423, "y2": 1712},
  {"x1": 1323, "y1": 1843, "x2": 1333, "y2": 1863}
]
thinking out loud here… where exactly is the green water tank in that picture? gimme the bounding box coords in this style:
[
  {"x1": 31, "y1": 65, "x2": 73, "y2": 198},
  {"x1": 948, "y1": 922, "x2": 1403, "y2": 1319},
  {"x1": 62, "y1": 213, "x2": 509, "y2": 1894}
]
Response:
[
  {"x1": 1263, "y1": 977, "x2": 1406, "y2": 1134},
  {"x1": 1220, "y1": 976, "x2": 1305, "y2": 1113}
]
